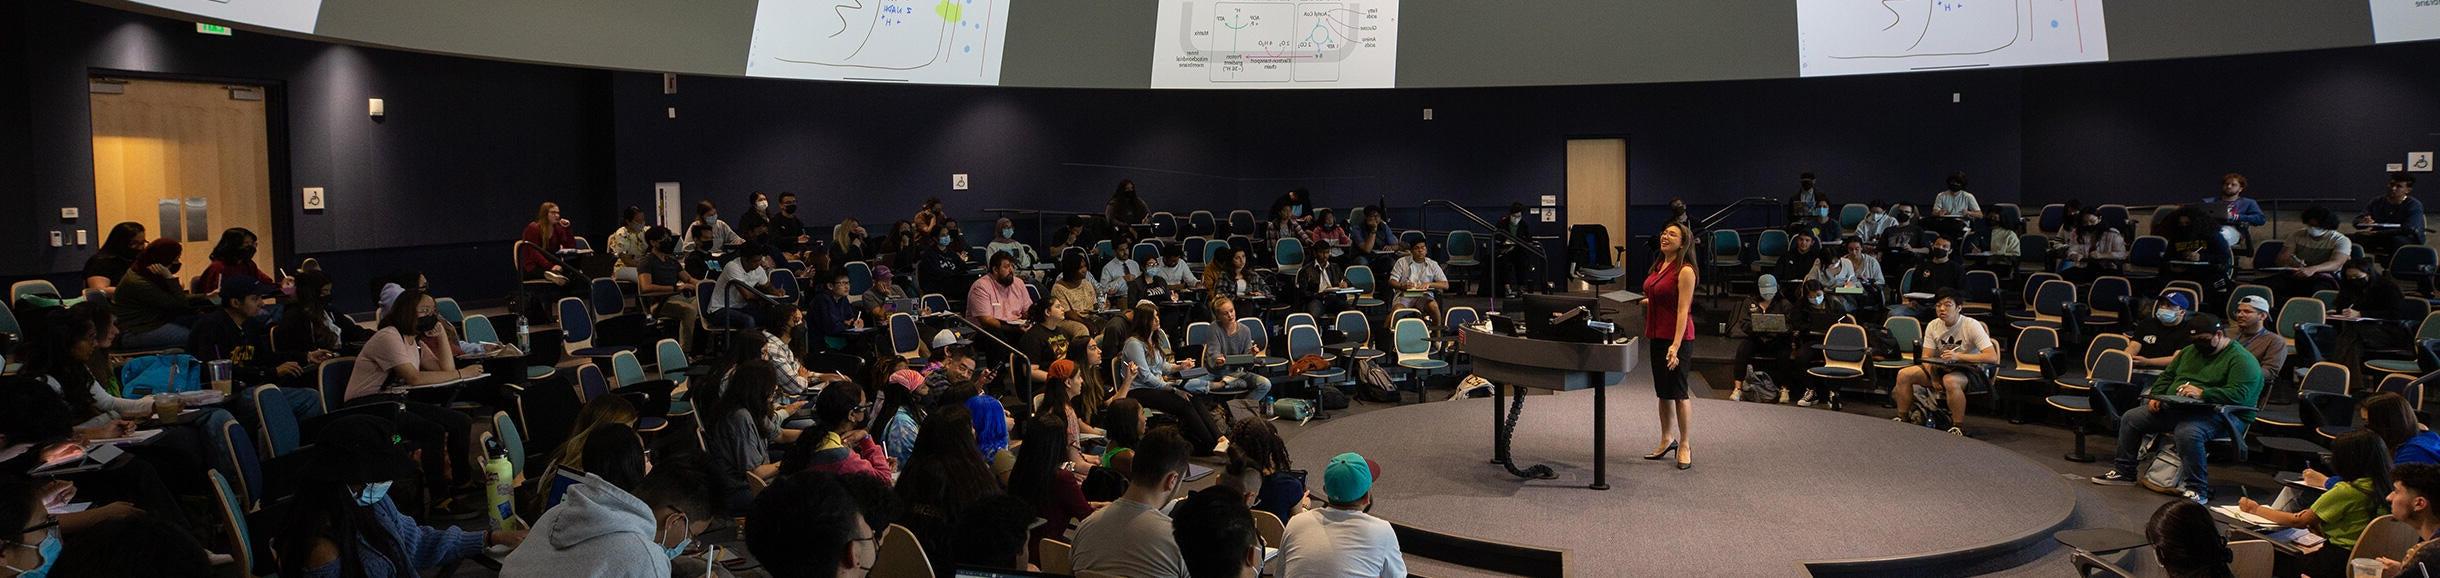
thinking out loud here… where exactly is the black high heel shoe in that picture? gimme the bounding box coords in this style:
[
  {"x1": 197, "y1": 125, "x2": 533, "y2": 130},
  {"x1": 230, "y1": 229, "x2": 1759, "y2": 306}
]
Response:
[
  {"x1": 1677, "y1": 451, "x2": 1693, "y2": 470},
  {"x1": 1643, "y1": 441, "x2": 1678, "y2": 460}
]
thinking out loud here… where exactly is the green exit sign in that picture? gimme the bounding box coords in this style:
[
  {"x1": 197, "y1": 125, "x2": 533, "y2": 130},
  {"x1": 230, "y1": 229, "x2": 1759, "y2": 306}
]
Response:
[{"x1": 196, "y1": 23, "x2": 232, "y2": 36}]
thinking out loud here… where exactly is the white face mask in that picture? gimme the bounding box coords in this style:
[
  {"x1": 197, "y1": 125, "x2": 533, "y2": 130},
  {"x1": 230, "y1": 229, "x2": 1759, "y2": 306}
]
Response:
[
  {"x1": 2308, "y1": 227, "x2": 2331, "y2": 237},
  {"x1": 1759, "y1": 288, "x2": 1778, "y2": 300},
  {"x1": 755, "y1": 200, "x2": 769, "y2": 211}
]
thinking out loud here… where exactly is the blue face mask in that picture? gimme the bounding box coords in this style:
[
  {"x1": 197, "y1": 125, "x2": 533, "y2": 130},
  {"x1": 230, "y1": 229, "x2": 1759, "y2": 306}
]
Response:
[
  {"x1": 1000, "y1": 227, "x2": 1015, "y2": 239},
  {"x1": 1810, "y1": 294, "x2": 1825, "y2": 306},
  {"x1": 1815, "y1": 207, "x2": 1829, "y2": 219},
  {"x1": 658, "y1": 513, "x2": 693, "y2": 560},
  {"x1": 354, "y1": 481, "x2": 393, "y2": 507},
  {"x1": 3, "y1": 531, "x2": 58, "y2": 578},
  {"x1": 2155, "y1": 309, "x2": 2184, "y2": 325},
  {"x1": 1291, "y1": 206, "x2": 1304, "y2": 217},
  {"x1": 939, "y1": 235, "x2": 953, "y2": 247}
]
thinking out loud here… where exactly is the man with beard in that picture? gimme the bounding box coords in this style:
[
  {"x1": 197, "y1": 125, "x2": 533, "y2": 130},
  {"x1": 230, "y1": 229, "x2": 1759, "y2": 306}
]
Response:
[
  {"x1": 966, "y1": 252, "x2": 1036, "y2": 360},
  {"x1": 2089, "y1": 313, "x2": 2264, "y2": 506}
]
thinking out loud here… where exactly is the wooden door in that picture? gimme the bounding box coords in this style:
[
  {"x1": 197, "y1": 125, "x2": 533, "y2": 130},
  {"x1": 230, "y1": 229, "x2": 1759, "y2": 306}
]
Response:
[
  {"x1": 89, "y1": 78, "x2": 274, "y2": 283},
  {"x1": 1565, "y1": 138, "x2": 1627, "y2": 264}
]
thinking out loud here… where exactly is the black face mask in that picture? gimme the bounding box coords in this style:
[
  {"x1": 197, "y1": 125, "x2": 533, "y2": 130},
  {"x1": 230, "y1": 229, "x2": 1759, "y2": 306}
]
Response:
[
  {"x1": 237, "y1": 245, "x2": 257, "y2": 261},
  {"x1": 783, "y1": 204, "x2": 798, "y2": 215},
  {"x1": 2191, "y1": 335, "x2": 2222, "y2": 355},
  {"x1": 168, "y1": 262, "x2": 184, "y2": 274},
  {"x1": 416, "y1": 315, "x2": 440, "y2": 333}
]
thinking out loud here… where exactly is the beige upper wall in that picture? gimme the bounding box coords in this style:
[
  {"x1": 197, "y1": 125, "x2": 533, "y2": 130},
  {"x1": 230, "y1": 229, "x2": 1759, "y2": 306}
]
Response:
[{"x1": 84, "y1": 0, "x2": 2378, "y2": 89}]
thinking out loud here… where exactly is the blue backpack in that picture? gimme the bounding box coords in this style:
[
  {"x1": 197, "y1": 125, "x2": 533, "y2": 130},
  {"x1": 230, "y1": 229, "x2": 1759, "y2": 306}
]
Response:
[{"x1": 118, "y1": 354, "x2": 205, "y2": 396}]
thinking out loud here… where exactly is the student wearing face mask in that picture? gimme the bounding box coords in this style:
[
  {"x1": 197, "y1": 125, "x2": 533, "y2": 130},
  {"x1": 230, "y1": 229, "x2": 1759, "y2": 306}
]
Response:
[
  {"x1": 1272, "y1": 187, "x2": 1314, "y2": 226},
  {"x1": 114, "y1": 239, "x2": 211, "y2": 349},
  {"x1": 2090, "y1": 314, "x2": 2264, "y2": 506},
  {"x1": 1854, "y1": 199, "x2": 1897, "y2": 245},
  {"x1": 772, "y1": 192, "x2": 810, "y2": 255},
  {"x1": 607, "y1": 207, "x2": 652, "y2": 269},
  {"x1": 277, "y1": 415, "x2": 525, "y2": 578},
  {"x1": 2333, "y1": 259, "x2": 2419, "y2": 376},
  {"x1": 1788, "y1": 172, "x2": 1831, "y2": 223},
  {"x1": 684, "y1": 201, "x2": 745, "y2": 253},
  {"x1": 191, "y1": 227, "x2": 277, "y2": 296},
  {"x1": 2267, "y1": 206, "x2": 2355, "y2": 302},
  {"x1": 1878, "y1": 205, "x2": 1926, "y2": 274},
  {"x1": 739, "y1": 191, "x2": 775, "y2": 244},
  {"x1": 1890, "y1": 236, "x2": 1965, "y2": 319},
  {"x1": 920, "y1": 227, "x2": 975, "y2": 296},
  {"x1": 983, "y1": 217, "x2": 1038, "y2": 272},
  {"x1": 635, "y1": 227, "x2": 704, "y2": 351},
  {"x1": 2124, "y1": 292, "x2": 2198, "y2": 371},
  {"x1": 1927, "y1": 172, "x2": 1982, "y2": 241},
  {"x1": 501, "y1": 449, "x2": 717, "y2": 578},
  {"x1": 1728, "y1": 275, "x2": 1801, "y2": 403},
  {"x1": 344, "y1": 289, "x2": 486, "y2": 502}
]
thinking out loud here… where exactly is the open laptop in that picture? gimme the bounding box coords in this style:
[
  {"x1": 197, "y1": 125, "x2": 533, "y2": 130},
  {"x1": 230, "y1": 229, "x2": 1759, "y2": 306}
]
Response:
[{"x1": 1749, "y1": 312, "x2": 1790, "y2": 334}]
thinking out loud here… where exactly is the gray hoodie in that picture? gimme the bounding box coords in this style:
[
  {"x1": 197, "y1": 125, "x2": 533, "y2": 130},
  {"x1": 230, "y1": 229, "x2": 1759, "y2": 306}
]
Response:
[{"x1": 499, "y1": 473, "x2": 672, "y2": 578}]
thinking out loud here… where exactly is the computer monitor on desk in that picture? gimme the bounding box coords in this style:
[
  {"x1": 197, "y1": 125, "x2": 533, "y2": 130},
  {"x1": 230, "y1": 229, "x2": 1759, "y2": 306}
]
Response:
[{"x1": 1522, "y1": 293, "x2": 1602, "y2": 342}]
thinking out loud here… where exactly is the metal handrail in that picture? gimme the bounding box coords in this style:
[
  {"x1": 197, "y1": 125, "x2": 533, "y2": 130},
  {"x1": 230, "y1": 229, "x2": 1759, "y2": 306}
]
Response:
[{"x1": 944, "y1": 310, "x2": 1034, "y2": 403}]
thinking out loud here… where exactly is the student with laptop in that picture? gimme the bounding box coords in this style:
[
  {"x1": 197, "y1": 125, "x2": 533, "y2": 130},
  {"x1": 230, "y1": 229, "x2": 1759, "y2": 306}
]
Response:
[{"x1": 1728, "y1": 275, "x2": 1800, "y2": 402}]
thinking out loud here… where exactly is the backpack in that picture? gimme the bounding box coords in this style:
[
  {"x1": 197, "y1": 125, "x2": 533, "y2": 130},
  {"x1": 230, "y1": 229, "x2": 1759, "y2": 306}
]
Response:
[
  {"x1": 1316, "y1": 386, "x2": 1350, "y2": 410},
  {"x1": 118, "y1": 354, "x2": 204, "y2": 396},
  {"x1": 1271, "y1": 399, "x2": 1314, "y2": 421},
  {"x1": 1740, "y1": 371, "x2": 1781, "y2": 404},
  {"x1": 2138, "y1": 436, "x2": 2186, "y2": 495},
  {"x1": 1353, "y1": 358, "x2": 1398, "y2": 402}
]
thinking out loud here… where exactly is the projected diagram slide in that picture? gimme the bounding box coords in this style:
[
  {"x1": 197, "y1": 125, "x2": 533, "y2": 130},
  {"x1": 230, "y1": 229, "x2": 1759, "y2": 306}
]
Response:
[
  {"x1": 1152, "y1": 0, "x2": 1399, "y2": 89},
  {"x1": 2371, "y1": 0, "x2": 2440, "y2": 44},
  {"x1": 1799, "y1": 0, "x2": 2107, "y2": 77},
  {"x1": 746, "y1": 0, "x2": 1011, "y2": 86},
  {"x1": 128, "y1": 0, "x2": 324, "y2": 33}
]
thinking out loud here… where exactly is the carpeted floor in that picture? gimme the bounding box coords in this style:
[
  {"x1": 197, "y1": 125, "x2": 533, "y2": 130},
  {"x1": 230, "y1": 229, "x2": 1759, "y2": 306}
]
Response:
[{"x1": 1280, "y1": 370, "x2": 2079, "y2": 577}]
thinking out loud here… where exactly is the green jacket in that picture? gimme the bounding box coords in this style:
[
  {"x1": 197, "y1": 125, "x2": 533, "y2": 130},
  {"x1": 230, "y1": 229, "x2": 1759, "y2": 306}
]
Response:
[
  {"x1": 112, "y1": 270, "x2": 200, "y2": 335},
  {"x1": 2148, "y1": 341, "x2": 2266, "y2": 422}
]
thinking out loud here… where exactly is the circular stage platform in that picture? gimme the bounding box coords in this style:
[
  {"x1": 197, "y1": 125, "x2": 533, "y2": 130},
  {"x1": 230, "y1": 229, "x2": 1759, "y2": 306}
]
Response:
[{"x1": 1284, "y1": 377, "x2": 2078, "y2": 577}]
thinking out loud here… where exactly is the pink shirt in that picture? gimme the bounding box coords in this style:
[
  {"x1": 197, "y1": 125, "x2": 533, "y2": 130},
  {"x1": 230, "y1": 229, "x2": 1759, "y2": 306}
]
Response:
[{"x1": 967, "y1": 276, "x2": 1035, "y2": 323}]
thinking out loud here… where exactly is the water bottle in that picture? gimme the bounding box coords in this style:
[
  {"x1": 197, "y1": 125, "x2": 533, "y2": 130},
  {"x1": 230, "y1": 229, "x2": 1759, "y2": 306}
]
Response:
[
  {"x1": 482, "y1": 436, "x2": 525, "y2": 531},
  {"x1": 515, "y1": 315, "x2": 531, "y2": 351}
]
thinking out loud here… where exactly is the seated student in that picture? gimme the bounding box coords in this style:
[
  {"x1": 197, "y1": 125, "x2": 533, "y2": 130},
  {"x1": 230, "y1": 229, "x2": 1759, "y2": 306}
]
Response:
[
  {"x1": 705, "y1": 360, "x2": 801, "y2": 514},
  {"x1": 1815, "y1": 237, "x2": 1884, "y2": 310},
  {"x1": 1049, "y1": 252, "x2": 1103, "y2": 325},
  {"x1": 959, "y1": 379, "x2": 1015, "y2": 464},
  {"x1": 2381, "y1": 464, "x2": 2440, "y2": 577},
  {"x1": 2241, "y1": 431, "x2": 2391, "y2": 577},
  {"x1": 537, "y1": 394, "x2": 640, "y2": 482},
  {"x1": 0, "y1": 376, "x2": 178, "y2": 532},
  {"x1": 1890, "y1": 235, "x2": 1967, "y2": 318},
  {"x1": 1854, "y1": 200, "x2": 1898, "y2": 245},
  {"x1": 1928, "y1": 172, "x2": 1984, "y2": 240},
  {"x1": 2059, "y1": 209, "x2": 2131, "y2": 283},
  {"x1": 2335, "y1": 259, "x2": 2420, "y2": 368},
  {"x1": 1228, "y1": 417, "x2": 1307, "y2": 522},
  {"x1": 607, "y1": 206, "x2": 652, "y2": 269},
  {"x1": 891, "y1": 405, "x2": 1003, "y2": 573},
  {"x1": 2357, "y1": 172, "x2": 2426, "y2": 259},
  {"x1": 1773, "y1": 234, "x2": 1826, "y2": 294},
  {"x1": 708, "y1": 243, "x2": 782, "y2": 331},
  {"x1": 2266, "y1": 206, "x2": 2353, "y2": 301},
  {"x1": 1186, "y1": 296, "x2": 1274, "y2": 412},
  {"x1": 684, "y1": 201, "x2": 746, "y2": 254},
  {"x1": 2308, "y1": 393, "x2": 2440, "y2": 491},
  {"x1": 1388, "y1": 239, "x2": 1452, "y2": 321},
  {"x1": 518, "y1": 202, "x2": 588, "y2": 303},
  {"x1": 1204, "y1": 248, "x2": 1272, "y2": 308},
  {"x1": 632, "y1": 226, "x2": 703, "y2": 351},
  {"x1": 277, "y1": 270, "x2": 374, "y2": 355},
  {"x1": 502, "y1": 437, "x2": 717, "y2": 578},
  {"x1": 2091, "y1": 313, "x2": 2265, "y2": 505},
  {"x1": 968, "y1": 252, "x2": 1038, "y2": 348},
  {"x1": 2226, "y1": 296, "x2": 2289, "y2": 384},
  {"x1": 854, "y1": 265, "x2": 916, "y2": 323},
  {"x1": 1100, "y1": 249, "x2": 1149, "y2": 307},
  {"x1": 1173, "y1": 485, "x2": 1266, "y2": 578},
  {"x1": 1073, "y1": 427, "x2": 1193, "y2": 577},
  {"x1": 749, "y1": 472, "x2": 879, "y2": 578},
  {"x1": 2124, "y1": 292, "x2": 2199, "y2": 371},
  {"x1": 762, "y1": 303, "x2": 845, "y2": 397},
  {"x1": 1286, "y1": 252, "x2": 1351, "y2": 319},
  {"x1": 1306, "y1": 208, "x2": 1353, "y2": 262},
  {"x1": 1118, "y1": 303, "x2": 1229, "y2": 456},
  {"x1": 83, "y1": 222, "x2": 145, "y2": 297},
  {"x1": 985, "y1": 217, "x2": 1039, "y2": 270},
  {"x1": 2161, "y1": 205, "x2": 2239, "y2": 306},
  {"x1": 1008, "y1": 412, "x2": 1097, "y2": 562},
  {"x1": 1281, "y1": 452, "x2": 1406, "y2": 578},
  {"x1": 275, "y1": 416, "x2": 524, "y2": 578},
  {"x1": 1098, "y1": 398, "x2": 1146, "y2": 472},
  {"x1": 1037, "y1": 359, "x2": 1106, "y2": 441},
  {"x1": 1729, "y1": 275, "x2": 1800, "y2": 403},
  {"x1": 2143, "y1": 501, "x2": 2237, "y2": 578},
  {"x1": 921, "y1": 227, "x2": 977, "y2": 295},
  {"x1": 682, "y1": 222, "x2": 724, "y2": 280},
  {"x1": 47, "y1": 510, "x2": 214, "y2": 578},
  {"x1": 343, "y1": 289, "x2": 485, "y2": 494},
  {"x1": 1788, "y1": 280, "x2": 1851, "y2": 408},
  {"x1": 874, "y1": 368, "x2": 929, "y2": 467},
  {"x1": 190, "y1": 227, "x2": 279, "y2": 297},
  {"x1": 192, "y1": 275, "x2": 327, "y2": 387},
  {"x1": 1151, "y1": 244, "x2": 1202, "y2": 290},
  {"x1": 808, "y1": 270, "x2": 865, "y2": 351},
  {"x1": 113, "y1": 238, "x2": 208, "y2": 350},
  {"x1": 951, "y1": 494, "x2": 1041, "y2": 572},
  {"x1": 1890, "y1": 289, "x2": 2000, "y2": 435},
  {"x1": 781, "y1": 381, "x2": 895, "y2": 482}
]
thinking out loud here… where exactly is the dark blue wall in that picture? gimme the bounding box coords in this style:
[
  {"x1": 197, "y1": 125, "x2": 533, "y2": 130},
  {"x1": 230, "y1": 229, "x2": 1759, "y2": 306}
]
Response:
[
  {"x1": 15, "y1": 0, "x2": 2440, "y2": 311},
  {"x1": 5, "y1": 0, "x2": 610, "y2": 312}
]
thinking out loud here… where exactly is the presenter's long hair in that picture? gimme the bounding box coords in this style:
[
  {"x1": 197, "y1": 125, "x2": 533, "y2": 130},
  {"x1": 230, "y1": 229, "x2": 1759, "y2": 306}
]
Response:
[{"x1": 1651, "y1": 222, "x2": 1696, "y2": 274}]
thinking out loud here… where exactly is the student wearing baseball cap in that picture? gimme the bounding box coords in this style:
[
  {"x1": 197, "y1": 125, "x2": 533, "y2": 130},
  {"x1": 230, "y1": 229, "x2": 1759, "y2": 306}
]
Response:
[
  {"x1": 2125, "y1": 291, "x2": 2198, "y2": 371},
  {"x1": 2226, "y1": 295, "x2": 2288, "y2": 383},
  {"x1": 2091, "y1": 313, "x2": 2266, "y2": 505},
  {"x1": 1280, "y1": 452, "x2": 1406, "y2": 578},
  {"x1": 274, "y1": 415, "x2": 525, "y2": 578}
]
